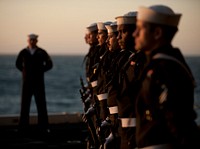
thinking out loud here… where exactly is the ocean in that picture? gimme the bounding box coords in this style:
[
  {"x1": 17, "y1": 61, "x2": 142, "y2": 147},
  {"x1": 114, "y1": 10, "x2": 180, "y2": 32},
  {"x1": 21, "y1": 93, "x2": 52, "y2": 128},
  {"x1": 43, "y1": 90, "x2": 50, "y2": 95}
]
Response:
[{"x1": 0, "y1": 55, "x2": 200, "y2": 125}]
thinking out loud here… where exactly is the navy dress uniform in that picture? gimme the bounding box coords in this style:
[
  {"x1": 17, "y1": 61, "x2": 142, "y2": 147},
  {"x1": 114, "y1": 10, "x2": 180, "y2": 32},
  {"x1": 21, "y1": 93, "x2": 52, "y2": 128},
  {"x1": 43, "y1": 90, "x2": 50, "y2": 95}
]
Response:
[
  {"x1": 112, "y1": 11, "x2": 143, "y2": 149},
  {"x1": 92, "y1": 22, "x2": 113, "y2": 144},
  {"x1": 84, "y1": 23, "x2": 99, "y2": 84},
  {"x1": 133, "y1": 5, "x2": 200, "y2": 149},
  {"x1": 103, "y1": 22, "x2": 122, "y2": 149},
  {"x1": 16, "y1": 34, "x2": 53, "y2": 131},
  {"x1": 95, "y1": 22, "x2": 116, "y2": 121},
  {"x1": 84, "y1": 21, "x2": 112, "y2": 147}
]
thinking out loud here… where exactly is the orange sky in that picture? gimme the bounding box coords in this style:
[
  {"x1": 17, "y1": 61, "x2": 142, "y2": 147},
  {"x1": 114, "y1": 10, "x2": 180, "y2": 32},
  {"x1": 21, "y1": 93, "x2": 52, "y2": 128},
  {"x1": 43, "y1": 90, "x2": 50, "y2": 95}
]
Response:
[{"x1": 0, "y1": 0, "x2": 200, "y2": 56}]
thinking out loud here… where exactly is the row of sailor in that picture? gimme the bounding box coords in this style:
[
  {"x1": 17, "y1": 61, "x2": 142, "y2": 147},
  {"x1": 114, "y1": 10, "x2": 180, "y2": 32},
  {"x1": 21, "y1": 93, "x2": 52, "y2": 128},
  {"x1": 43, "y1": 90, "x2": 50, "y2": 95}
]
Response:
[{"x1": 82, "y1": 4, "x2": 200, "y2": 149}]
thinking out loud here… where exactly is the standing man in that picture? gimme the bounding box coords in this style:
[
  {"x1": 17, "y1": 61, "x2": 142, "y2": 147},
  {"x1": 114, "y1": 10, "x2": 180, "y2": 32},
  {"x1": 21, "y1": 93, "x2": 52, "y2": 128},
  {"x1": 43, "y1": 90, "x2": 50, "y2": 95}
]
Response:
[
  {"x1": 16, "y1": 33, "x2": 53, "y2": 133},
  {"x1": 95, "y1": 21, "x2": 112, "y2": 122},
  {"x1": 114, "y1": 11, "x2": 142, "y2": 149},
  {"x1": 91, "y1": 21, "x2": 112, "y2": 147},
  {"x1": 82, "y1": 23, "x2": 100, "y2": 149},
  {"x1": 84, "y1": 23, "x2": 99, "y2": 84},
  {"x1": 103, "y1": 22, "x2": 121, "y2": 149},
  {"x1": 133, "y1": 5, "x2": 200, "y2": 148}
]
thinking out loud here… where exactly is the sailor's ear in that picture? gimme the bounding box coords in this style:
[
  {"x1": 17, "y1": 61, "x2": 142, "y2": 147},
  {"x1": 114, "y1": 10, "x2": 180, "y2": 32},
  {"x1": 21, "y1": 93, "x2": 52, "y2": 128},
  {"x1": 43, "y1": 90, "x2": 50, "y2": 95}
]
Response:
[{"x1": 154, "y1": 27, "x2": 162, "y2": 40}]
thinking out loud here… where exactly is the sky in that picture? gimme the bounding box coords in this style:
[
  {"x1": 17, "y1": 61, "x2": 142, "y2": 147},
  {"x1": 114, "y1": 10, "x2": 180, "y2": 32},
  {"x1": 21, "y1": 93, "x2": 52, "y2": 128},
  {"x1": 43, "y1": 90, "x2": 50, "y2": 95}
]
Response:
[{"x1": 0, "y1": 0, "x2": 200, "y2": 56}]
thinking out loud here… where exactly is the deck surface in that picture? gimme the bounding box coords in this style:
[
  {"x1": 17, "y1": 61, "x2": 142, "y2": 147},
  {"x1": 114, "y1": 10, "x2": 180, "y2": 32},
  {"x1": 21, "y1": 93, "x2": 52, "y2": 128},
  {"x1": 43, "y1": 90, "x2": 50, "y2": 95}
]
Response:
[{"x1": 0, "y1": 113, "x2": 88, "y2": 149}]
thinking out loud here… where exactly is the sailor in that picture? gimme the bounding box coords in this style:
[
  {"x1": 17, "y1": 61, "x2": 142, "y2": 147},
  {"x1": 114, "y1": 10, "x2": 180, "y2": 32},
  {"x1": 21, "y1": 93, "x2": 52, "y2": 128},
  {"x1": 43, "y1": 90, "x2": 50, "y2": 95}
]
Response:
[
  {"x1": 103, "y1": 22, "x2": 122, "y2": 149},
  {"x1": 84, "y1": 23, "x2": 99, "y2": 84},
  {"x1": 83, "y1": 21, "x2": 112, "y2": 148},
  {"x1": 81, "y1": 22, "x2": 100, "y2": 149},
  {"x1": 92, "y1": 21, "x2": 113, "y2": 145},
  {"x1": 16, "y1": 33, "x2": 53, "y2": 133},
  {"x1": 133, "y1": 4, "x2": 200, "y2": 148},
  {"x1": 113, "y1": 11, "x2": 137, "y2": 149},
  {"x1": 94, "y1": 21, "x2": 112, "y2": 119},
  {"x1": 107, "y1": 11, "x2": 141, "y2": 149},
  {"x1": 88, "y1": 21, "x2": 111, "y2": 101}
]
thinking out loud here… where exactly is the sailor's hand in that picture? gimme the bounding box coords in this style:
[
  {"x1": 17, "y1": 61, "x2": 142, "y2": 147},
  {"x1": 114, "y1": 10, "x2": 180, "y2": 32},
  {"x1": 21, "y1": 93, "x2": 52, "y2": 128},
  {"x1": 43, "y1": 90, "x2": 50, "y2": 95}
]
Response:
[
  {"x1": 103, "y1": 133, "x2": 115, "y2": 149},
  {"x1": 82, "y1": 113, "x2": 88, "y2": 123},
  {"x1": 85, "y1": 105, "x2": 96, "y2": 116},
  {"x1": 101, "y1": 117, "x2": 111, "y2": 129}
]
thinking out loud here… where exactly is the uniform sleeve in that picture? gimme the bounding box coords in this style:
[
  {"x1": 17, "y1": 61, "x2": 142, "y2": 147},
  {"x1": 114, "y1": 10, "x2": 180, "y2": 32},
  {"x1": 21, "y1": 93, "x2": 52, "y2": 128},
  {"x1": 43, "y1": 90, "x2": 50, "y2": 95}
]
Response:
[
  {"x1": 43, "y1": 50, "x2": 53, "y2": 72},
  {"x1": 15, "y1": 51, "x2": 24, "y2": 71},
  {"x1": 149, "y1": 60, "x2": 196, "y2": 143}
]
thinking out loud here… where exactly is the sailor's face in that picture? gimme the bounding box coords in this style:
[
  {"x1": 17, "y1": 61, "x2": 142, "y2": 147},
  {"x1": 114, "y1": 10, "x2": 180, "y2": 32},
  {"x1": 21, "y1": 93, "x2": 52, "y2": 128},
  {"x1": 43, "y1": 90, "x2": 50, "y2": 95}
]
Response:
[
  {"x1": 84, "y1": 33, "x2": 89, "y2": 44},
  {"x1": 27, "y1": 38, "x2": 37, "y2": 47},
  {"x1": 133, "y1": 20, "x2": 155, "y2": 52},
  {"x1": 106, "y1": 33, "x2": 119, "y2": 51},
  {"x1": 97, "y1": 30, "x2": 107, "y2": 46},
  {"x1": 117, "y1": 24, "x2": 133, "y2": 50},
  {"x1": 88, "y1": 32, "x2": 98, "y2": 45}
]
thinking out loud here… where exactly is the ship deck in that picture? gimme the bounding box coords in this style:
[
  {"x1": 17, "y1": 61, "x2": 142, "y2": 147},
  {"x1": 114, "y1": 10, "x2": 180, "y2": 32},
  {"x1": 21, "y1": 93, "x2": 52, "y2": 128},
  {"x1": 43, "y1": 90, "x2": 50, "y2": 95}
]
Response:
[{"x1": 0, "y1": 112, "x2": 88, "y2": 149}]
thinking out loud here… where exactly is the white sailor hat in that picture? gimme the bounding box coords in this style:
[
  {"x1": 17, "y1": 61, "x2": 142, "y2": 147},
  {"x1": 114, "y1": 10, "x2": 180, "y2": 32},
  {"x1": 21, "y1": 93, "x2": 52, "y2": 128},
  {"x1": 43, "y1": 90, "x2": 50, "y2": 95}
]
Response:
[
  {"x1": 97, "y1": 21, "x2": 112, "y2": 31},
  {"x1": 86, "y1": 23, "x2": 98, "y2": 32},
  {"x1": 137, "y1": 5, "x2": 182, "y2": 27},
  {"x1": 105, "y1": 22, "x2": 117, "y2": 34},
  {"x1": 116, "y1": 11, "x2": 137, "y2": 25},
  {"x1": 28, "y1": 33, "x2": 38, "y2": 39}
]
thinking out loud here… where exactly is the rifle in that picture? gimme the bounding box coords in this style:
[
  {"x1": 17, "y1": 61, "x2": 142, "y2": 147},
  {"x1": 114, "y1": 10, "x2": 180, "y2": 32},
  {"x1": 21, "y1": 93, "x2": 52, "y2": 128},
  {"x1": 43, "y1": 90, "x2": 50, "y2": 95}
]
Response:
[
  {"x1": 79, "y1": 78, "x2": 100, "y2": 149},
  {"x1": 80, "y1": 76, "x2": 87, "y2": 93},
  {"x1": 79, "y1": 76, "x2": 108, "y2": 148},
  {"x1": 80, "y1": 76, "x2": 92, "y2": 110}
]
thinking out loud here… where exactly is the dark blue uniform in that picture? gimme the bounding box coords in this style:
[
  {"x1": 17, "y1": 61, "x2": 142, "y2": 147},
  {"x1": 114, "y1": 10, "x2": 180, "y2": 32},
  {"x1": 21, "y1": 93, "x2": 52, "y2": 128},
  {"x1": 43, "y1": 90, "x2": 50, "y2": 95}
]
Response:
[
  {"x1": 16, "y1": 47, "x2": 53, "y2": 130},
  {"x1": 136, "y1": 45, "x2": 200, "y2": 149}
]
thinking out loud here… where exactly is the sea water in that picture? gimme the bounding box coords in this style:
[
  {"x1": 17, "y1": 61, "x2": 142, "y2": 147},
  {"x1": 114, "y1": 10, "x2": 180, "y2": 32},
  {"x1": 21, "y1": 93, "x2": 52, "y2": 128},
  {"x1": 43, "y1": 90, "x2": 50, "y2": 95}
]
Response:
[{"x1": 0, "y1": 55, "x2": 200, "y2": 125}]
